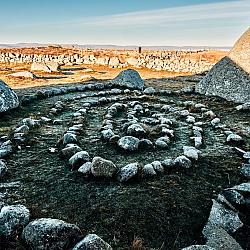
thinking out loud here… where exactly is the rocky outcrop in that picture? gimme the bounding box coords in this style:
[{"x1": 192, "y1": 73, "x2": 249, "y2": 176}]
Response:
[
  {"x1": 0, "y1": 50, "x2": 216, "y2": 73},
  {"x1": 196, "y1": 28, "x2": 250, "y2": 103},
  {"x1": 0, "y1": 79, "x2": 19, "y2": 113}
]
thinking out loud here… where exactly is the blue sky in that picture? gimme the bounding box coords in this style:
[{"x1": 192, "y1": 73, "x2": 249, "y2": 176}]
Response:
[{"x1": 0, "y1": 0, "x2": 249, "y2": 46}]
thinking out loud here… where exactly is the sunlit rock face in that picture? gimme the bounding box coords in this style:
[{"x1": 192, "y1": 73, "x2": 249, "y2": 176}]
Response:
[
  {"x1": 196, "y1": 28, "x2": 250, "y2": 103},
  {"x1": 0, "y1": 79, "x2": 19, "y2": 113}
]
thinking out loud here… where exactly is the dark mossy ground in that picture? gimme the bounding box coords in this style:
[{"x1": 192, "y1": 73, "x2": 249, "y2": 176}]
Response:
[{"x1": 0, "y1": 77, "x2": 249, "y2": 249}]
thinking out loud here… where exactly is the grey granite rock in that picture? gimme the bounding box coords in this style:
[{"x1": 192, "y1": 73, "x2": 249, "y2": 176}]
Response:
[
  {"x1": 0, "y1": 205, "x2": 30, "y2": 238},
  {"x1": 22, "y1": 218, "x2": 81, "y2": 250},
  {"x1": 0, "y1": 80, "x2": 19, "y2": 113},
  {"x1": 112, "y1": 69, "x2": 144, "y2": 90},
  {"x1": 72, "y1": 234, "x2": 112, "y2": 250}
]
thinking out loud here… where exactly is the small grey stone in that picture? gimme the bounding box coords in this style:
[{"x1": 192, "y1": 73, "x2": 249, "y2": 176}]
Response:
[
  {"x1": 139, "y1": 139, "x2": 153, "y2": 149},
  {"x1": 151, "y1": 161, "x2": 164, "y2": 173},
  {"x1": 118, "y1": 136, "x2": 140, "y2": 151},
  {"x1": 161, "y1": 159, "x2": 175, "y2": 169},
  {"x1": 61, "y1": 144, "x2": 82, "y2": 159},
  {"x1": 91, "y1": 157, "x2": 117, "y2": 177},
  {"x1": 155, "y1": 136, "x2": 170, "y2": 149},
  {"x1": 143, "y1": 87, "x2": 156, "y2": 95},
  {"x1": 174, "y1": 155, "x2": 192, "y2": 168},
  {"x1": 72, "y1": 234, "x2": 112, "y2": 250},
  {"x1": 63, "y1": 133, "x2": 77, "y2": 145},
  {"x1": 211, "y1": 118, "x2": 220, "y2": 126},
  {"x1": 117, "y1": 163, "x2": 139, "y2": 182},
  {"x1": 78, "y1": 162, "x2": 92, "y2": 175},
  {"x1": 69, "y1": 151, "x2": 90, "y2": 169},
  {"x1": 127, "y1": 124, "x2": 146, "y2": 137},
  {"x1": 142, "y1": 164, "x2": 157, "y2": 177},
  {"x1": 183, "y1": 146, "x2": 200, "y2": 160},
  {"x1": 186, "y1": 116, "x2": 195, "y2": 123},
  {"x1": 101, "y1": 129, "x2": 115, "y2": 141},
  {"x1": 14, "y1": 125, "x2": 29, "y2": 133},
  {"x1": 243, "y1": 151, "x2": 250, "y2": 159},
  {"x1": 226, "y1": 134, "x2": 243, "y2": 143},
  {"x1": 0, "y1": 205, "x2": 30, "y2": 238}
]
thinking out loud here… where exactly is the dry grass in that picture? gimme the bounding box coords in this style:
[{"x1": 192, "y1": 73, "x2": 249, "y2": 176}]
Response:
[
  {"x1": 0, "y1": 62, "x2": 191, "y2": 90},
  {"x1": 130, "y1": 236, "x2": 145, "y2": 250}
]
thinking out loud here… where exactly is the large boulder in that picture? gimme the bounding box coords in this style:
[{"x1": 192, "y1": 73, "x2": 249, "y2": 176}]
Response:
[
  {"x1": 22, "y1": 218, "x2": 81, "y2": 250},
  {"x1": 196, "y1": 28, "x2": 250, "y2": 103},
  {"x1": 0, "y1": 80, "x2": 19, "y2": 113},
  {"x1": 112, "y1": 69, "x2": 144, "y2": 90},
  {"x1": 203, "y1": 200, "x2": 243, "y2": 235}
]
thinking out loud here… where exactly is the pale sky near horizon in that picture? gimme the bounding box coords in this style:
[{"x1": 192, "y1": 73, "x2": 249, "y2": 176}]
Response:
[{"x1": 0, "y1": 0, "x2": 249, "y2": 46}]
